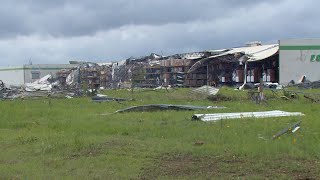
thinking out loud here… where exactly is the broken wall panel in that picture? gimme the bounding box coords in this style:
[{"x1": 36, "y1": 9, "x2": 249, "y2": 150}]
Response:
[{"x1": 192, "y1": 110, "x2": 305, "y2": 122}]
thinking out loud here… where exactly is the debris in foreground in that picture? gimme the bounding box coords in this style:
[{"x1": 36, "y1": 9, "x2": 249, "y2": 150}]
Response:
[
  {"x1": 116, "y1": 104, "x2": 225, "y2": 113},
  {"x1": 92, "y1": 96, "x2": 134, "y2": 102},
  {"x1": 272, "y1": 121, "x2": 302, "y2": 139},
  {"x1": 192, "y1": 110, "x2": 305, "y2": 121}
]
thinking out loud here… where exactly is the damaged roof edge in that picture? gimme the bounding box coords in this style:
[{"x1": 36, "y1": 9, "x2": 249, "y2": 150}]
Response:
[{"x1": 187, "y1": 44, "x2": 279, "y2": 74}]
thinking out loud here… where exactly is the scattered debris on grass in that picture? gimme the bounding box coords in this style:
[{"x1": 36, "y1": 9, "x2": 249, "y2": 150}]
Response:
[
  {"x1": 153, "y1": 85, "x2": 173, "y2": 92},
  {"x1": 247, "y1": 90, "x2": 269, "y2": 105},
  {"x1": 192, "y1": 110, "x2": 305, "y2": 122},
  {"x1": 116, "y1": 104, "x2": 225, "y2": 113},
  {"x1": 304, "y1": 94, "x2": 320, "y2": 103},
  {"x1": 194, "y1": 141, "x2": 205, "y2": 146},
  {"x1": 272, "y1": 121, "x2": 302, "y2": 140},
  {"x1": 92, "y1": 96, "x2": 134, "y2": 102},
  {"x1": 272, "y1": 89, "x2": 320, "y2": 103},
  {"x1": 207, "y1": 94, "x2": 232, "y2": 101}
]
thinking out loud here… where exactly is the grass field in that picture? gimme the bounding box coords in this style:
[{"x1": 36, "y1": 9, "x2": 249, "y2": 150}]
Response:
[{"x1": 1, "y1": 87, "x2": 319, "y2": 179}]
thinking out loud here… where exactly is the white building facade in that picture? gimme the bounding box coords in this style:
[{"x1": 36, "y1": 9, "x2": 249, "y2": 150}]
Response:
[
  {"x1": 0, "y1": 64, "x2": 75, "y2": 86},
  {"x1": 279, "y1": 39, "x2": 320, "y2": 84}
]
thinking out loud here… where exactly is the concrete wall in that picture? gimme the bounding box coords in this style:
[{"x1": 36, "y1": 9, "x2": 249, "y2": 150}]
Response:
[
  {"x1": 279, "y1": 39, "x2": 320, "y2": 84},
  {"x1": 23, "y1": 64, "x2": 76, "y2": 83},
  {"x1": 0, "y1": 66, "x2": 25, "y2": 86}
]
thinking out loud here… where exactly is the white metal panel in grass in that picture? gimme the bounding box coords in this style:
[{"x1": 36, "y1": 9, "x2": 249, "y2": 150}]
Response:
[{"x1": 192, "y1": 110, "x2": 305, "y2": 122}]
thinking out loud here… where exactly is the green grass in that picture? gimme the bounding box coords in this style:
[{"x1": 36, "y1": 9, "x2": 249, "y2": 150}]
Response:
[{"x1": 0, "y1": 87, "x2": 319, "y2": 179}]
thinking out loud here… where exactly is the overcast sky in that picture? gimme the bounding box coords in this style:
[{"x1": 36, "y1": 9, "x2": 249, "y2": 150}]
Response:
[{"x1": 0, "y1": 0, "x2": 318, "y2": 66}]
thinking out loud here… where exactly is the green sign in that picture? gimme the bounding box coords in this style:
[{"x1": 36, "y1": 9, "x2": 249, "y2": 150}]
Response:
[{"x1": 310, "y1": 55, "x2": 320, "y2": 62}]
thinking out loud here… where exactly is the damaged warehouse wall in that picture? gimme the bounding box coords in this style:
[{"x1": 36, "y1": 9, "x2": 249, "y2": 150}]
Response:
[
  {"x1": 0, "y1": 66, "x2": 25, "y2": 86},
  {"x1": 132, "y1": 44, "x2": 280, "y2": 88},
  {"x1": 279, "y1": 39, "x2": 320, "y2": 85},
  {"x1": 141, "y1": 51, "x2": 216, "y2": 87},
  {"x1": 1, "y1": 42, "x2": 283, "y2": 89},
  {"x1": 187, "y1": 43, "x2": 279, "y2": 87},
  {"x1": 24, "y1": 64, "x2": 76, "y2": 84},
  {"x1": 0, "y1": 64, "x2": 75, "y2": 87}
]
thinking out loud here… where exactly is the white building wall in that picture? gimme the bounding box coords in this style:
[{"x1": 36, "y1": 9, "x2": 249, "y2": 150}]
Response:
[
  {"x1": 279, "y1": 39, "x2": 320, "y2": 84},
  {"x1": 23, "y1": 64, "x2": 76, "y2": 83},
  {"x1": 0, "y1": 66, "x2": 25, "y2": 86}
]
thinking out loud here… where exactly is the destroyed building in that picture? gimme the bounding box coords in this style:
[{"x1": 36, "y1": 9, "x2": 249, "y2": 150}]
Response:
[
  {"x1": 57, "y1": 61, "x2": 113, "y2": 90},
  {"x1": 136, "y1": 43, "x2": 280, "y2": 88},
  {"x1": 0, "y1": 64, "x2": 75, "y2": 87},
  {"x1": 3, "y1": 39, "x2": 319, "y2": 91},
  {"x1": 188, "y1": 43, "x2": 279, "y2": 87}
]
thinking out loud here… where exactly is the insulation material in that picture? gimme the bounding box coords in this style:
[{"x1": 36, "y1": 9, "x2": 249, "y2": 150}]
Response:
[
  {"x1": 191, "y1": 85, "x2": 219, "y2": 96},
  {"x1": 25, "y1": 74, "x2": 53, "y2": 92},
  {"x1": 33, "y1": 74, "x2": 52, "y2": 84},
  {"x1": 192, "y1": 110, "x2": 305, "y2": 121}
]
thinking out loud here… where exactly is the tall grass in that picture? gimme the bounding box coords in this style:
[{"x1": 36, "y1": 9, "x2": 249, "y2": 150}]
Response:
[{"x1": 0, "y1": 87, "x2": 319, "y2": 179}]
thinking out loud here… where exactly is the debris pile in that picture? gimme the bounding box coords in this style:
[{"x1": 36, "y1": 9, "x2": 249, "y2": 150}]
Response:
[
  {"x1": 0, "y1": 80, "x2": 7, "y2": 98},
  {"x1": 25, "y1": 74, "x2": 55, "y2": 92},
  {"x1": 293, "y1": 80, "x2": 320, "y2": 89},
  {"x1": 0, "y1": 80, "x2": 22, "y2": 99},
  {"x1": 288, "y1": 76, "x2": 320, "y2": 89}
]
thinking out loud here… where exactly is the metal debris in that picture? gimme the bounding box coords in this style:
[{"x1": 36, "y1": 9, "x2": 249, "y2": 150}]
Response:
[
  {"x1": 192, "y1": 110, "x2": 305, "y2": 122},
  {"x1": 272, "y1": 121, "x2": 302, "y2": 139},
  {"x1": 289, "y1": 80, "x2": 320, "y2": 89},
  {"x1": 116, "y1": 104, "x2": 225, "y2": 113},
  {"x1": 92, "y1": 96, "x2": 133, "y2": 102},
  {"x1": 25, "y1": 75, "x2": 53, "y2": 92},
  {"x1": 0, "y1": 80, "x2": 21, "y2": 99},
  {"x1": 304, "y1": 94, "x2": 320, "y2": 103}
]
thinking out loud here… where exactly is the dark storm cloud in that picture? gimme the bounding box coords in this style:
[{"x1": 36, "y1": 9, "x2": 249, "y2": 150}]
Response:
[
  {"x1": 0, "y1": 0, "x2": 319, "y2": 66},
  {"x1": 0, "y1": 0, "x2": 281, "y2": 38}
]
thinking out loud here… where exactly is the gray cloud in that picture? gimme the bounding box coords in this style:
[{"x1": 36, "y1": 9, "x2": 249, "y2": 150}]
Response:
[
  {"x1": 0, "y1": 0, "x2": 319, "y2": 66},
  {"x1": 1, "y1": 0, "x2": 281, "y2": 37}
]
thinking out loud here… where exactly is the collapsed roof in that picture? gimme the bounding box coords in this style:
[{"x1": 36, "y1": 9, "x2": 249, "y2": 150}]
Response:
[{"x1": 188, "y1": 44, "x2": 279, "y2": 73}]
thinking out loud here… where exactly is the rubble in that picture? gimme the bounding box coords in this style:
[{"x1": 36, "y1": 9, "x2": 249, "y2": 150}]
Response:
[
  {"x1": 0, "y1": 80, "x2": 21, "y2": 99},
  {"x1": 293, "y1": 80, "x2": 320, "y2": 89},
  {"x1": 25, "y1": 74, "x2": 54, "y2": 92},
  {"x1": 0, "y1": 80, "x2": 6, "y2": 98}
]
